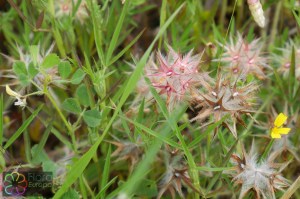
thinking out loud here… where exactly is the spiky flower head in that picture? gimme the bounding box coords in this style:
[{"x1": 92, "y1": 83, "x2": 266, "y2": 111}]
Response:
[
  {"x1": 231, "y1": 145, "x2": 289, "y2": 199},
  {"x1": 191, "y1": 76, "x2": 258, "y2": 138},
  {"x1": 275, "y1": 42, "x2": 300, "y2": 80},
  {"x1": 157, "y1": 146, "x2": 199, "y2": 199},
  {"x1": 218, "y1": 34, "x2": 268, "y2": 79},
  {"x1": 145, "y1": 46, "x2": 208, "y2": 110},
  {"x1": 110, "y1": 137, "x2": 143, "y2": 172}
]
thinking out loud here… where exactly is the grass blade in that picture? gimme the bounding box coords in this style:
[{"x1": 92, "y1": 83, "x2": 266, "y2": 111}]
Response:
[
  {"x1": 280, "y1": 175, "x2": 300, "y2": 199},
  {"x1": 197, "y1": 166, "x2": 235, "y2": 172},
  {"x1": 100, "y1": 145, "x2": 111, "y2": 199},
  {"x1": 120, "y1": 115, "x2": 182, "y2": 149},
  {"x1": 188, "y1": 115, "x2": 229, "y2": 149},
  {"x1": 109, "y1": 30, "x2": 145, "y2": 66},
  {"x1": 105, "y1": 0, "x2": 130, "y2": 65},
  {"x1": 35, "y1": 121, "x2": 53, "y2": 155},
  {"x1": 4, "y1": 105, "x2": 43, "y2": 150},
  {"x1": 108, "y1": 106, "x2": 187, "y2": 198},
  {"x1": 288, "y1": 46, "x2": 296, "y2": 100},
  {"x1": 95, "y1": 176, "x2": 118, "y2": 199},
  {"x1": 87, "y1": 0, "x2": 105, "y2": 64}
]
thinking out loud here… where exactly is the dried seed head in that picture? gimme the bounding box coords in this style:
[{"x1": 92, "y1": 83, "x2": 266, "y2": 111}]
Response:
[
  {"x1": 110, "y1": 137, "x2": 143, "y2": 172},
  {"x1": 157, "y1": 146, "x2": 198, "y2": 199},
  {"x1": 231, "y1": 145, "x2": 290, "y2": 199},
  {"x1": 191, "y1": 76, "x2": 258, "y2": 138}
]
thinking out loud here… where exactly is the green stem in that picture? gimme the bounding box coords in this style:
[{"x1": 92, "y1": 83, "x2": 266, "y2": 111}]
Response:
[
  {"x1": 44, "y1": 90, "x2": 77, "y2": 152},
  {"x1": 259, "y1": 139, "x2": 274, "y2": 162},
  {"x1": 219, "y1": 0, "x2": 228, "y2": 31},
  {"x1": 48, "y1": 0, "x2": 66, "y2": 57},
  {"x1": 236, "y1": 0, "x2": 244, "y2": 28},
  {"x1": 24, "y1": 91, "x2": 44, "y2": 97},
  {"x1": 158, "y1": 0, "x2": 167, "y2": 49},
  {"x1": 174, "y1": 127, "x2": 203, "y2": 198},
  {"x1": 217, "y1": 0, "x2": 238, "y2": 73},
  {"x1": 269, "y1": 1, "x2": 282, "y2": 50}
]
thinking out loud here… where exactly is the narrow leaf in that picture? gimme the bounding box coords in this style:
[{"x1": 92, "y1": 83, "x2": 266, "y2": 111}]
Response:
[
  {"x1": 100, "y1": 145, "x2": 111, "y2": 199},
  {"x1": 36, "y1": 11, "x2": 45, "y2": 29},
  {"x1": 105, "y1": 0, "x2": 130, "y2": 65},
  {"x1": 4, "y1": 105, "x2": 43, "y2": 149}
]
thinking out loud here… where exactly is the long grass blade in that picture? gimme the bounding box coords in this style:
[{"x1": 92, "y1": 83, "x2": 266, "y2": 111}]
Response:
[{"x1": 4, "y1": 105, "x2": 43, "y2": 150}]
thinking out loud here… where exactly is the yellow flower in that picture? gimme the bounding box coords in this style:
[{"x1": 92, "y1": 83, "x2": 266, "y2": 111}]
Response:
[
  {"x1": 271, "y1": 113, "x2": 291, "y2": 139},
  {"x1": 6, "y1": 85, "x2": 27, "y2": 108}
]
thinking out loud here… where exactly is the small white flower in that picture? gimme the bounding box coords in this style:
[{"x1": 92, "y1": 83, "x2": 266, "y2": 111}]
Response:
[
  {"x1": 6, "y1": 85, "x2": 27, "y2": 108},
  {"x1": 233, "y1": 92, "x2": 239, "y2": 97}
]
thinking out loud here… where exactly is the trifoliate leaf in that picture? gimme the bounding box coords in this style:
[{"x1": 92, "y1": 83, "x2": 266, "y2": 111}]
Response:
[
  {"x1": 75, "y1": 84, "x2": 91, "y2": 107},
  {"x1": 83, "y1": 109, "x2": 101, "y2": 127},
  {"x1": 13, "y1": 61, "x2": 27, "y2": 76},
  {"x1": 28, "y1": 62, "x2": 39, "y2": 78},
  {"x1": 62, "y1": 98, "x2": 82, "y2": 114},
  {"x1": 58, "y1": 61, "x2": 72, "y2": 79},
  {"x1": 71, "y1": 69, "x2": 85, "y2": 84},
  {"x1": 30, "y1": 45, "x2": 39, "y2": 66},
  {"x1": 18, "y1": 74, "x2": 31, "y2": 86},
  {"x1": 41, "y1": 53, "x2": 60, "y2": 69}
]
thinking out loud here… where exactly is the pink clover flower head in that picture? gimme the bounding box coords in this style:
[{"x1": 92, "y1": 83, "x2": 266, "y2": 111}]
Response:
[
  {"x1": 146, "y1": 46, "x2": 205, "y2": 110},
  {"x1": 218, "y1": 34, "x2": 268, "y2": 79}
]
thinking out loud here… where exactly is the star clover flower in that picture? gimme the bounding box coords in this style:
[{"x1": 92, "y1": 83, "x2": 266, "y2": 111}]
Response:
[
  {"x1": 217, "y1": 34, "x2": 268, "y2": 79},
  {"x1": 231, "y1": 145, "x2": 289, "y2": 199},
  {"x1": 145, "y1": 46, "x2": 209, "y2": 110},
  {"x1": 191, "y1": 76, "x2": 258, "y2": 138}
]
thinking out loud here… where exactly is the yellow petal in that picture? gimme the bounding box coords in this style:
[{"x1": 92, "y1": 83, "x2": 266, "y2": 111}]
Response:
[
  {"x1": 276, "y1": 128, "x2": 291, "y2": 135},
  {"x1": 271, "y1": 130, "x2": 281, "y2": 139},
  {"x1": 6, "y1": 85, "x2": 21, "y2": 98},
  {"x1": 274, "y1": 113, "x2": 288, "y2": 127}
]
